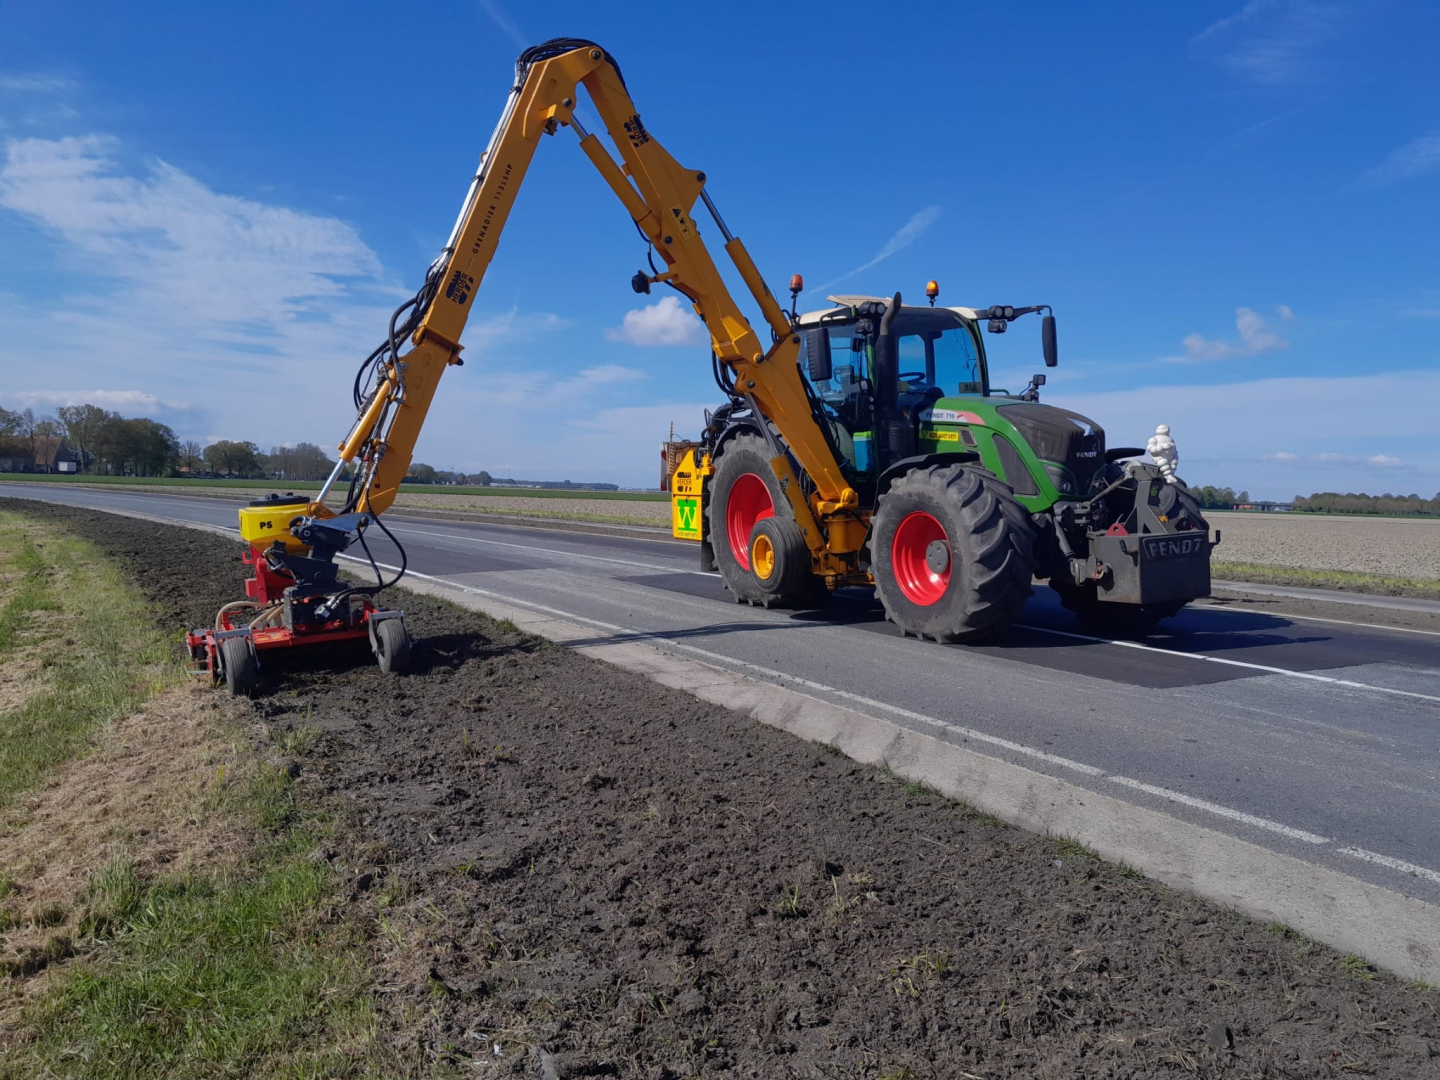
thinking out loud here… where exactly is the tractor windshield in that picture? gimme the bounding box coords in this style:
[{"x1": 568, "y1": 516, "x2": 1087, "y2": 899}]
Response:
[
  {"x1": 893, "y1": 312, "x2": 984, "y2": 397},
  {"x1": 804, "y1": 310, "x2": 985, "y2": 405}
]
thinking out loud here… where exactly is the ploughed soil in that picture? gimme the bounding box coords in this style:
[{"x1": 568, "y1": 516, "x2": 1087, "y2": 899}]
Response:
[{"x1": 7, "y1": 496, "x2": 1438, "y2": 1079}]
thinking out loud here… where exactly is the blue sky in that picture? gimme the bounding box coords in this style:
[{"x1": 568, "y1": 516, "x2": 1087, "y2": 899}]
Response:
[{"x1": 1, "y1": 1, "x2": 1437, "y2": 498}]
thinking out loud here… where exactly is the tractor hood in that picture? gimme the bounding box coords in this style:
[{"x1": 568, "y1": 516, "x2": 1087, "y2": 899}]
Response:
[{"x1": 996, "y1": 402, "x2": 1106, "y2": 494}]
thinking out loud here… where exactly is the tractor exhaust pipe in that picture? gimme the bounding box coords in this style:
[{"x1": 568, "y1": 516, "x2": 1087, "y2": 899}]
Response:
[{"x1": 874, "y1": 292, "x2": 912, "y2": 467}]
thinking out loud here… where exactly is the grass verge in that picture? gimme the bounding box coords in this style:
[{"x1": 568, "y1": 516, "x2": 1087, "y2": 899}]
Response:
[
  {"x1": 0, "y1": 511, "x2": 172, "y2": 805},
  {"x1": 0, "y1": 507, "x2": 405, "y2": 1078},
  {"x1": 1213, "y1": 560, "x2": 1440, "y2": 601},
  {"x1": 0, "y1": 531, "x2": 60, "y2": 653},
  {"x1": 3, "y1": 765, "x2": 386, "y2": 1079}
]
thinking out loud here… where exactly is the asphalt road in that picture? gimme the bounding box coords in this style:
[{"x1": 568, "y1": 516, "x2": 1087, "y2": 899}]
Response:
[{"x1": 6, "y1": 483, "x2": 1438, "y2": 908}]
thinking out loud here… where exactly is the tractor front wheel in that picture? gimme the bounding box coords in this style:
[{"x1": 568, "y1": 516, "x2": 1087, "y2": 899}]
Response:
[
  {"x1": 708, "y1": 432, "x2": 825, "y2": 609},
  {"x1": 872, "y1": 464, "x2": 1035, "y2": 642}
]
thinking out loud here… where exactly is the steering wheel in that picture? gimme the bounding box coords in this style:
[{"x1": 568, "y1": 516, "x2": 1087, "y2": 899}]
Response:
[{"x1": 898, "y1": 371, "x2": 926, "y2": 382}]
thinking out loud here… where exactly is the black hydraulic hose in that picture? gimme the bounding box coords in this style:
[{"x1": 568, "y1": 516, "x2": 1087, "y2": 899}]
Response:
[{"x1": 517, "y1": 38, "x2": 627, "y2": 91}]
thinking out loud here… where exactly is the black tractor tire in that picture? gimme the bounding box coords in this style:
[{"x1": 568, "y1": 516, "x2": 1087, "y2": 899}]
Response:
[
  {"x1": 748, "y1": 516, "x2": 812, "y2": 607},
  {"x1": 220, "y1": 635, "x2": 259, "y2": 697},
  {"x1": 708, "y1": 432, "x2": 825, "y2": 609},
  {"x1": 1053, "y1": 584, "x2": 1184, "y2": 638},
  {"x1": 872, "y1": 464, "x2": 1035, "y2": 642},
  {"x1": 373, "y1": 617, "x2": 411, "y2": 675}
]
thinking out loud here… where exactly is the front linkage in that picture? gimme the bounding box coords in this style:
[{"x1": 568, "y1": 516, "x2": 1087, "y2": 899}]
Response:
[
  {"x1": 186, "y1": 494, "x2": 411, "y2": 696},
  {"x1": 1042, "y1": 459, "x2": 1220, "y2": 633}
]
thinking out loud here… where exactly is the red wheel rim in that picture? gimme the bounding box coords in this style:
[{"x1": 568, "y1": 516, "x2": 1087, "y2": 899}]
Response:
[
  {"x1": 726, "y1": 473, "x2": 774, "y2": 571},
  {"x1": 892, "y1": 511, "x2": 951, "y2": 606}
]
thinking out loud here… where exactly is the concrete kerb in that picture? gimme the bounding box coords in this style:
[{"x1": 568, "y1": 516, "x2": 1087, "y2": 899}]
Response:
[{"x1": 14, "y1": 495, "x2": 1440, "y2": 985}]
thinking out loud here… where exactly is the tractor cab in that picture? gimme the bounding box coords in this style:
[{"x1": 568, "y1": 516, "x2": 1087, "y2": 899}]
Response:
[{"x1": 795, "y1": 295, "x2": 1072, "y2": 506}]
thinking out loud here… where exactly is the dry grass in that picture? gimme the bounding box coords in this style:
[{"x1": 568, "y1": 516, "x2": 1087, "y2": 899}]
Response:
[
  {"x1": 0, "y1": 686, "x2": 256, "y2": 1006},
  {"x1": 0, "y1": 514, "x2": 174, "y2": 806},
  {"x1": 1209, "y1": 511, "x2": 1440, "y2": 581}
]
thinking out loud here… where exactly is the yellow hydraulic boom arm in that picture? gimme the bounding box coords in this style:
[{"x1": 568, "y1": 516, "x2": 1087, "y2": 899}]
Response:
[{"x1": 311, "y1": 39, "x2": 860, "y2": 568}]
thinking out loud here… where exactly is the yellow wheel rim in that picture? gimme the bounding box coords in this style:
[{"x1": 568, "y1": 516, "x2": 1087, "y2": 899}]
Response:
[{"x1": 751, "y1": 533, "x2": 775, "y2": 580}]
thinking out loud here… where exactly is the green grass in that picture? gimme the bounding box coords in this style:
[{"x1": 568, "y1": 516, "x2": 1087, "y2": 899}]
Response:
[
  {"x1": 1212, "y1": 560, "x2": 1440, "y2": 601},
  {"x1": 0, "y1": 515, "x2": 173, "y2": 806},
  {"x1": 0, "y1": 508, "x2": 407, "y2": 1078},
  {"x1": 5, "y1": 767, "x2": 387, "y2": 1080},
  {"x1": 0, "y1": 472, "x2": 667, "y2": 502},
  {"x1": 0, "y1": 533, "x2": 61, "y2": 653}
]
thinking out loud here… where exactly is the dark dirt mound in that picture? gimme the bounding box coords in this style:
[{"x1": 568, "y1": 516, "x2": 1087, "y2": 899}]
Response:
[{"x1": 11, "y1": 498, "x2": 1439, "y2": 1079}]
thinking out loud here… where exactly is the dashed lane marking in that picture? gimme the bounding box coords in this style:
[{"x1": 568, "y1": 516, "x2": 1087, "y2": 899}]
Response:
[
  {"x1": 384, "y1": 523, "x2": 714, "y2": 577},
  {"x1": 1016, "y1": 623, "x2": 1440, "y2": 704}
]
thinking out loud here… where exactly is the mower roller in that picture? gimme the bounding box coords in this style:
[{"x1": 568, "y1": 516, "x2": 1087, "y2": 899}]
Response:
[{"x1": 186, "y1": 494, "x2": 410, "y2": 697}]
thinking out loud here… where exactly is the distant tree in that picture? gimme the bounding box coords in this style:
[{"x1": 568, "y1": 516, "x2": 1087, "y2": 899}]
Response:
[
  {"x1": 17, "y1": 408, "x2": 38, "y2": 458},
  {"x1": 91, "y1": 416, "x2": 178, "y2": 476},
  {"x1": 1293, "y1": 491, "x2": 1439, "y2": 517},
  {"x1": 0, "y1": 406, "x2": 21, "y2": 437},
  {"x1": 178, "y1": 439, "x2": 205, "y2": 475},
  {"x1": 130, "y1": 419, "x2": 179, "y2": 476},
  {"x1": 266, "y1": 442, "x2": 336, "y2": 481},
  {"x1": 203, "y1": 439, "x2": 263, "y2": 478},
  {"x1": 57, "y1": 404, "x2": 113, "y2": 473},
  {"x1": 475, "y1": 470, "x2": 493, "y2": 487},
  {"x1": 406, "y1": 463, "x2": 438, "y2": 484},
  {"x1": 34, "y1": 418, "x2": 64, "y2": 439},
  {"x1": 1191, "y1": 485, "x2": 1241, "y2": 510}
]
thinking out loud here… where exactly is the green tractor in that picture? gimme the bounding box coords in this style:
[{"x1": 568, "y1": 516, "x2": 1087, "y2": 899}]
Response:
[{"x1": 683, "y1": 291, "x2": 1215, "y2": 639}]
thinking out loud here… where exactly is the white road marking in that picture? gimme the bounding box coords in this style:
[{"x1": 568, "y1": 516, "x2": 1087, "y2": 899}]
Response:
[
  {"x1": 1016, "y1": 623, "x2": 1440, "y2": 704},
  {"x1": 383, "y1": 524, "x2": 713, "y2": 577},
  {"x1": 1202, "y1": 604, "x2": 1440, "y2": 638},
  {"x1": 1336, "y1": 846, "x2": 1440, "y2": 887},
  {"x1": 349, "y1": 558, "x2": 1440, "y2": 885},
  {"x1": 1105, "y1": 775, "x2": 1329, "y2": 844}
]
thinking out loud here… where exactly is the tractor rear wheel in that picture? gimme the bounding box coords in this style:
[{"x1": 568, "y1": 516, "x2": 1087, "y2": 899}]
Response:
[
  {"x1": 708, "y1": 432, "x2": 824, "y2": 609},
  {"x1": 872, "y1": 464, "x2": 1035, "y2": 642},
  {"x1": 220, "y1": 635, "x2": 259, "y2": 697}
]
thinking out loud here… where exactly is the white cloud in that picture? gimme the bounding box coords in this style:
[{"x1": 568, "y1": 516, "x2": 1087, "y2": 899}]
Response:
[
  {"x1": 605, "y1": 295, "x2": 706, "y2": 347},
  {"x1": 1361, "y1": 133, "x2": 1440, "y2": 186},
  {"x1": 1060, "y1": 369, "x2": 1439, "y2": 499},
  {"x1": 0, "y1": 136, "x2": 382, "y2": 323},
  {"x1": 1175, "y1": 306, "x2": 1292, "y2": 361},
  {"x1": 0, "y1": 389, "x2": 192, "y2": 414},
  {"x1": 1264, "y1": 450, "x2": 1405, "y2": 469},
  {"x1": 0, "y1": 134, "x2": 405, "y2": 448},
  {"x1": 1192, "y1": 0, "x2": 1342, "y2": 84},
  {"x1": 0, "y1": 73, "x2": 75, "y2": 94}
]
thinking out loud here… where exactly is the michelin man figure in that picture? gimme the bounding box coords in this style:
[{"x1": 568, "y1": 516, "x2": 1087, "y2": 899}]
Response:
[{"x1": 1147, "y1": 424, "x2": 1178, "y2": 483}]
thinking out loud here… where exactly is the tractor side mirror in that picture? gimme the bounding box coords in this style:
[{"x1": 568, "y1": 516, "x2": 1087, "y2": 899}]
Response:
[
  {"x1": 1042, "y1": 314, "x2": 1058, "y2": 367},
  {"x1": 802, "y1": 328, "x2": 832, "y2": 382}
]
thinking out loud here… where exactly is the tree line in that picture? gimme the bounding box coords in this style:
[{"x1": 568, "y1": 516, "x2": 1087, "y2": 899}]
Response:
[
  {"x1": 1292, "y1": 492, "x2": 1440, "y2": 517},
  {"x1": 0, "y1": 402, "x2": 500, "y2": 484},
  {"x1": 0, "y1": 404, "x2": 345, "y2": 481}
]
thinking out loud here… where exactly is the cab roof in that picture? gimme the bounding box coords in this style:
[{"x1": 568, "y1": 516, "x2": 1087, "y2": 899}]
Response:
[{"x1": 795, "y1": 295, "x2": 984, "y2": 326}]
